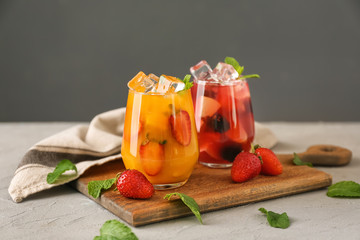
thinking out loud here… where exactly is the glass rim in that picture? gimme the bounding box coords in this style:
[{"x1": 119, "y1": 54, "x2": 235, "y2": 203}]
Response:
[
  {"x1": 127, "y1": 84, "x2": 190, "y2": 96},
  {"x1": 193, "y1": 78, "x2": 248, "y2": 86}
]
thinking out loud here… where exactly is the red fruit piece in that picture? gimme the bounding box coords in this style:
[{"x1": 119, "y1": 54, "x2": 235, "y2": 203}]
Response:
[
  {"x1": 255, "y1": 147, "x2": 283, "y2": 176},
  {"x1": 139, "y1": 140, "x2": 165, "y2": 176},
  {"x1": 231, "y1": 152, "x2": 261, "y2": 183},
  {"x1": 169, "y1": 110, "x2": 192, "y2": 146},
  {"x1": 117, "y1": 169, "x2": 154, "y2": 199},
  {"x1": 198, "y1": 96, "x2": 221, "y2": 118},
  {"x1": 206, "y1": 140, "x2": 243, "y2": 163}
]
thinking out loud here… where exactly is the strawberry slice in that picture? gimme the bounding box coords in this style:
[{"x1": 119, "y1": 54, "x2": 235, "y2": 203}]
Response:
[
  {"x1": 139, "y1": 140, "x2": 165, "y2": 176},
  {"x1": 169, "y1": 110, "x2": 192, "y2": 146}
]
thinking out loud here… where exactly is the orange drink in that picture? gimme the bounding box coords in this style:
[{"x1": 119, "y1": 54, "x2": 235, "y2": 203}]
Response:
[{"x1": 121, "y1": 72, "x2": 199, "y2": 189}]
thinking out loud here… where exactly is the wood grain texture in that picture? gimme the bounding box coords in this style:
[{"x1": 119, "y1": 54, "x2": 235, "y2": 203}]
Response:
[{"x1": 72, "y1": 152, "x2": 332, "y2": 227}]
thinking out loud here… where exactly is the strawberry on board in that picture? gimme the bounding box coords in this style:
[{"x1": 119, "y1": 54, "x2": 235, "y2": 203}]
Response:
[
  {"x1": 169, "y1": 110, "x2": 192, "y2": 146},
  {"x1": 139, "y1": 140, "x2": 165, "y2": 176},
  {"x1": 255, "y1": 147, "x2": 283, "y2": 176},
  {"x1": 231, "y1": 152, "x2": 261, "y2": 183},
  {"x1": 116, "y1": 169, "x2": 154, "y2": 199}
]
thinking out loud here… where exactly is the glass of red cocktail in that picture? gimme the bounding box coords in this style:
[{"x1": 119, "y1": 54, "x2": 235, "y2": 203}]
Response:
[{"x1": 190, "y1": 57, "x2": 259, "y2": 168}]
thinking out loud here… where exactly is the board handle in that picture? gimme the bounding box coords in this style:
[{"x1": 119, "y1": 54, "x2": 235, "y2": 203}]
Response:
[{"x1": 296, "y1": 144, "x2": 352, "y2": 166}]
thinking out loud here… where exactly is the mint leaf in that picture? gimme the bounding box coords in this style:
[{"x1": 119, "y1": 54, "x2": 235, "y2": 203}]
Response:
[
  {"x1": 292, "y1": 153, "x2": 313, "y2": 167},
  {"x1": 241, "y1": 74, "x2": 260, "y2": 79},
  {"x1": 164, "y1": 192, "x2": 202, "y2": 224},
  {"x1": 224, "y1": 56, "x2": 244, "y2": 75},
  {"x1": 327, "y1": 181, "x2": 360, "y2": 198},
  {"x1": 181, "y1": 74, "x2": 193, "y2": 90},
  {"x1": 94, "y1": 219, "x2": 138, "y2": 240},
  {"x1": 46, "y1": 159, "x2": 77, "y2": 184},
  {"x1": 224, "y1": 56, "x2": 260, "y2": 78},
  {"x1": 88, "y1": 178, "x2": 116, "y2": 198},
  {"x1": 259, "y1": 208, "x2": 290, "y2": 229}
]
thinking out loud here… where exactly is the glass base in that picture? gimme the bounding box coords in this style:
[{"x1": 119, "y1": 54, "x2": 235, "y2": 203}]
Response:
[
  {"x1": 199, "y1": 161, "x2": 232, "y2": 168},
  {"x1": 153, "y1": 179, "x2": 188, "y2": 190}
]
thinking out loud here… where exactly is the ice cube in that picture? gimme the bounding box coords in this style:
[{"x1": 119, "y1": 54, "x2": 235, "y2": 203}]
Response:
[
  {"x1": 190, "y1": 60, "x2": 213, "y2": 80},
  {"x1": 153, "y1": 75, "x2": 185, "y2": 94},
  {"x1": 148, "y1": 73, "x2": 159, "y2": 82},
  {"x1": 212, "y1": 62, "x2": 239, "y2": 82},
  {"x1": 128, "y1": 71, "x2": 158, "y2": 93}
]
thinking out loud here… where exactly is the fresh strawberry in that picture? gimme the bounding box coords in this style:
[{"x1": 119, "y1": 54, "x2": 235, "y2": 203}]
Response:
[
  {"x1": 139, "y1": 140, "x2": 165, "y2": 176},
  {"x1": 169, "y1": 110, "x2": 191, "y2": 146},
  {"x1": 116, "y1": 169, "x2": 154, "y2": 199},
  {"x1": 231, "y1": 152, "x2": 261, "y2": 183},
  {"x1": 255, "y1": 147, "x2": 283, "y2": 176}
]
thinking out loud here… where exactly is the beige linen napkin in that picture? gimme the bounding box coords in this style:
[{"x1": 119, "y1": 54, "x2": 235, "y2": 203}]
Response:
[{"x1": 8, "y1": 108, "x2": 277, "y2": 203}]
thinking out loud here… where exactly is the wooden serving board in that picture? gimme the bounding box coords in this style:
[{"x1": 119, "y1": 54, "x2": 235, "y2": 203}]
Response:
[{"x1": 72, "y1": 145, "x2": 346, "y2": 227}]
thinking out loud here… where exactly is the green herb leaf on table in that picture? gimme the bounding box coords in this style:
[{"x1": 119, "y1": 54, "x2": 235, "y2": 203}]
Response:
[
  {"x1": 164, "y1": 192, "x2": 202, "y2": 224},
  {"x1": 292, "y1": 153, "x2": 313, "y2": 167},
  {"x1": 46, "y1": 159, "x2": 77, "y2": 184},
  {"x1": 88, "y1": 178, "x2": 116, "y2": 198},
  {"x1": 94, "y1": 219, "x2": 138, "y2": 240},
  {"x1": 259, "y1": 208, "x2": 290, "y2": 229},
  {"x1": 327, "y1": 181, "x2": 360, "y2": 198}
]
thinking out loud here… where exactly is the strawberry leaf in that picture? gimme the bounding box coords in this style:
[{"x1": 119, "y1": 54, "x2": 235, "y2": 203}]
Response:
[
  {"x1": 164, "y1": 192, "x2": 202, "y2": 224},
  {"x1": 94, "y1": 219, "x2": 138, "y2": 240},
  {"x1": 292, "y1": 153, "x2": 313, "y2": 167},
  {"x1": 46, "y1": 159, "x2": 77, "y2": 184},
  {"x1": 88, "y1": 178, "x2": 116, "y2": 198},
  {"x1": 259, "y1": 208, "x2": 290, "y2": 229},
  {"x1": 327, "y1": 181, "x2": 360, "y2": 198}
]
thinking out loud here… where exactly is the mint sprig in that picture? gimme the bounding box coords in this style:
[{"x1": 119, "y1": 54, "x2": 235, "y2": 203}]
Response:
[
  {"x1": 259, "y1": 208, "x2": 290, "y2": 229},
  {"x1": 88, "y1": 178, "x2": 117, "y2": 198},
  {"x1": 327, "y1": 181, "x2": 360, "y2": 198},
  {"x1": 224, "y1": 57, "x2": 260, "y2": 79},
  {"x1": 292, "y1": 153, "x2": 313, "y2": 167},
  {"x1": 181, "y1": 74, "x2": 193, "y2": 90},
  {"x1": 94, "y1": 219, "x2": 138, "y2": 240},
  {"x1": 164, "y1": 192, "x2": 202, "y2": 224},
  {"x1": 46, "y1": 159, "x2": 77, "y2": 184}
]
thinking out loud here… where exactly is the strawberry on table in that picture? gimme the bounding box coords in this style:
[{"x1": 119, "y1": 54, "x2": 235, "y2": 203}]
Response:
[
  {"x1": 139, "y1": 139, "x2": 165, "y2": 176},
  {"x1": 116, "y1": 169, "x2": 154, "y2": 199},
  {"x1": 169, "y1": 110, "x2": 192, "y2": 146},
  {"x1": 231, "y1": 152, "x2": 261, "y2": 183},
  {"x1": 255, "y1": 147, "x2": 283, "y2": 176}
]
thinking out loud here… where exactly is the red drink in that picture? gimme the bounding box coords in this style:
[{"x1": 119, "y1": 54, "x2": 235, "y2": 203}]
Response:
[{"x1": 191, "y1": 61, "x2": 255, "y2": 168}]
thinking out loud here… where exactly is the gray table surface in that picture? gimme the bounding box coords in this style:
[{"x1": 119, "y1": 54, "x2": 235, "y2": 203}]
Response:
[{"x1": 1, "y1": 122, "x2": 359, "y2": 240}]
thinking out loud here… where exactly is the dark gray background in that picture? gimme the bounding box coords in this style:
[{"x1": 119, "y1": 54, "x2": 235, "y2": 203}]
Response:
[{"x1": 1, "y1": 0, "x2": 359, "y2": 122}]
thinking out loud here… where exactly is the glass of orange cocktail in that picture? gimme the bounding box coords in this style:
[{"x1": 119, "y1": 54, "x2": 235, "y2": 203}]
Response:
[{"x1": 121, "y1": 72, "x2": 199, "y2": 189}]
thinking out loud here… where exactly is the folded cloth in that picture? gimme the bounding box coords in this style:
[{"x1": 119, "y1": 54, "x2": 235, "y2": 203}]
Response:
[{"x1": 8, "y1": 108, "x2": 277, "y2": 203}]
